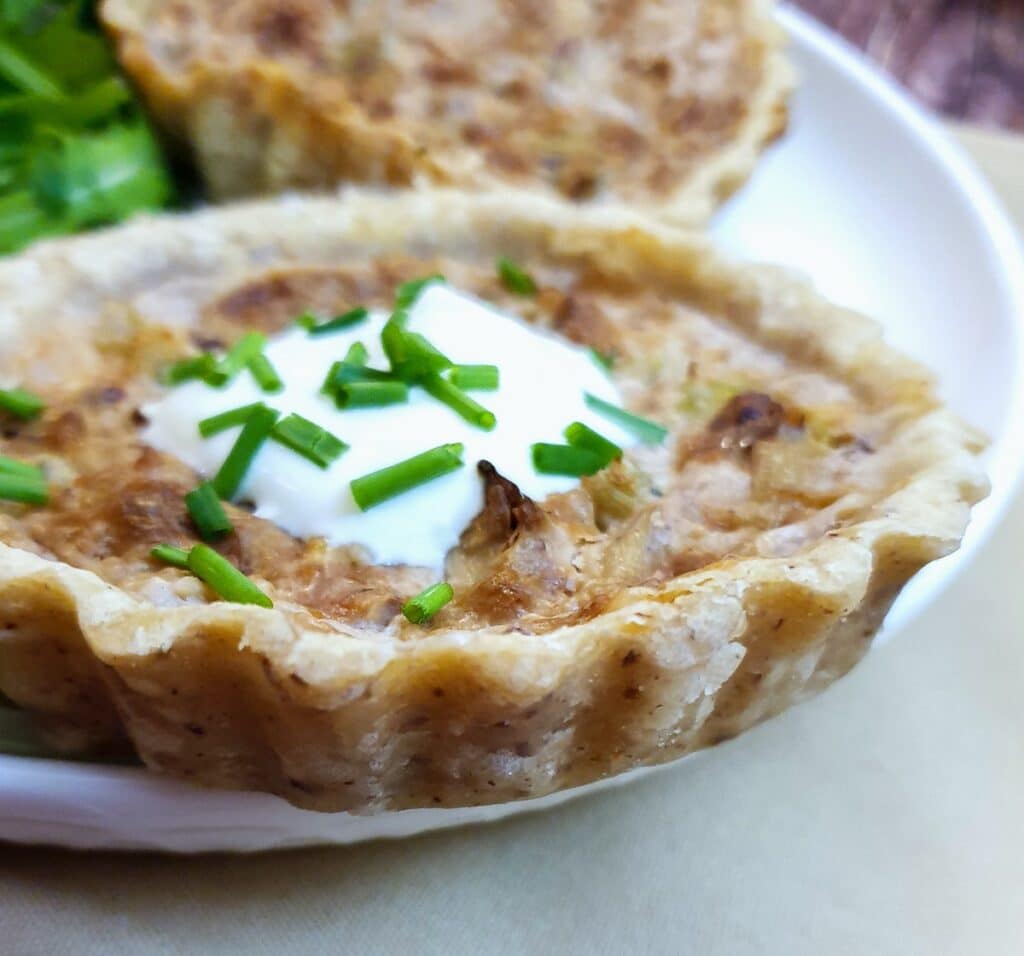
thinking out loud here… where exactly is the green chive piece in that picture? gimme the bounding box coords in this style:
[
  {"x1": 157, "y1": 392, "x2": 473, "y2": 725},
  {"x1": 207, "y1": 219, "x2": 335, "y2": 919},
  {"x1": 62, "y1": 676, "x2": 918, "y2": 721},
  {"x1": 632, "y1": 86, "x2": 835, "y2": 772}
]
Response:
[
  {"x1": 150, "y1": 543, "x2": 190, "y2": 569},
  {"x1": 0, "y1": 455, "x2": 43, "y2": 480},
  {"x1": 247, "y1": 353, "x2": 283, "y2": 393},
  {"x1": 344, "y1": 341, "x2": 369, "y2": 366},
  {"x1": 448, "y1": 364, "x2": 499, "y2": 391},
  {"x1": 212, "y1": 404, "x2": 279, "y2": 499},
  {"x1": 402, "y1": 582, "x2": 454, "y2": 625},
  {"x1": 588, "y1": 348, "x2": 615, "y2": 374},
  {"x1": 307, "y1": 306, "x2": 369, "y2": 337},
  {"x1": 295, "y1": 311, "x2": 319, "y2": 331},
  {"x1": 583, "y1": 393, "x2": 668, "y2": 445},
  {"x1": 531, "y1": 443, "x2": 605, "y2": 477},
  {"x1": 381, "y1": 318, "x2": 451, "y2": 382},
  {"x1": 187, "y1": 544, "x2": 273, "y2": 608},
  {"x1": 564, "y1": 421, "x2": 622, "y2": 466},
  {"x1": 334, "y1": 380, "x2": 409, "y2": 409},
  {"x1": 321, "y1": 360, "x2": 394, "y2": 396},
  {"x1": 395, "y1": 274, "x2": 444, "y2": 309},
  {"x1": 185, "y1": 481, "x2": 233, "y2": 540},
  {"x1": 198, "y1": 402, "x2": 267, "y2": 438},
  {"x1": 271, "y1": 413, "x2": 348, "y2": 469},
  {"x1": 0, "y1": 387, "x2": 44, "y2": 420},
  {"x1": 497, "y1": 256, "x2": 537, "y2": 296},
  {"x1": 0, "y1": 472, "x2": 48, "y2": 504},
  {"x1": 161, "y1": 354, "x2": 218, "y2": 386},
  {"x1": 422, "y1": 374, "x2": 496, "y2": 430},
  {"x1": 350, "y1": 443, "x2": 464, "y2": 511},
  {"x1": 208, "y1": 332, "x2": 267, "y2": 387}
]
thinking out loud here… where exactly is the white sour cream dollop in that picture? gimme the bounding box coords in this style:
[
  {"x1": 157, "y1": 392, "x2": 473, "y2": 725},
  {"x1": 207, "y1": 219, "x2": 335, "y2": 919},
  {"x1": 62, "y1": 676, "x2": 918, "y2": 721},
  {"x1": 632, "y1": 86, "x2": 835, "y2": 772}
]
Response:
[{"x1": 144, "y1": 283, "x2": 632, "y2": 569}]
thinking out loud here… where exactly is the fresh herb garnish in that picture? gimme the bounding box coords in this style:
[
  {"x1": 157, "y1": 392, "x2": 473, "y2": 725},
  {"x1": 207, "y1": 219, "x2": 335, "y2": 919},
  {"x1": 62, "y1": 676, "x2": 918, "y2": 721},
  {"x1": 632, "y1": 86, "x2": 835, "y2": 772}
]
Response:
[
  {"x1": 161, "y1": 354, "x2": 218, "y2": 387},
  {"x1": 531, "y1": 442, "x2": 605, "y2": 477},
  {"x1": 0, "y1": 469, "x2": 47, "y2": 504},
  {"x1": 395, "y1": 274, "x2": 444, "y2": 309},
  {"x1": 588, "y1": 348, "x2": 615, "y2": 374},
  {"x1": 184, "y1": 481, "x2": 233, "y2": 540},
  {"x1": 563, "y1": 421, "x2": 621, "y2": 467},
  {"x1": 198, "y1": 402, "x2": 268, "y2": 438},
  {"x1": 583, "y1": 393, "x2": 667, "y2": 445},
  {"x1": 350, "y1": 443, "x2": 464, "y2": 511},
  {"x1": 0, "y1": 455, "x2": 42, "y2": 479},
  {"x1": 0, "y1": 386, "x2": 43, "y2": 419},
  {"x1": 270, "y1": 413, "x2": 348, "y2": 468},
  {"x1": 306, "y1": 306, "x2": 369, "y2": 337},
  {"x1": 496, "y1": 256, "x2": 537, "y2": 296},
  {"x1": 402, "y1": 582, "x2": 454, "y2": 625},
  {"x1": 150, "y1": 543, "x2": 190, "y2": 569},
  {"x1": 208, "y1": 332, "x2": 266, "y2": 387},
  {"x1": 187, "y1": 543, "x2": 273, "y2": 608},
  {"x1": 151, "y1": 541, "x2": 272, "y2": 606},
  {"x1": 247, "y1": 353, "x2": 283, "y2": 393},
  {"x1": 447, "y1": 364, "x2": 499, "y2": 391},
  {"x1": 0, "y1": 1, "x2": 173, "y2": 254},
  {"x1": 422, "y1": 374, "x2": 496, "y2": 430},
  {"x1": 212, "y1": 403, "x2": 279, "y2": 499},
  {"x1": 333, "y1": 379, "x2": 409, "y2": 409}
]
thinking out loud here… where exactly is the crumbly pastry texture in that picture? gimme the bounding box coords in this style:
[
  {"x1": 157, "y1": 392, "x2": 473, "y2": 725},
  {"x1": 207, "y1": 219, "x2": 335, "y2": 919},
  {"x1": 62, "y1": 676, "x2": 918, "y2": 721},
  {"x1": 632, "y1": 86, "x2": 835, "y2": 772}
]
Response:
[
  {"x1": 0, "y1": 190, "x2": 987, "y2": 811},
  {"x1": 99, "y1": 0, "x2": 792, "y2": 225}
]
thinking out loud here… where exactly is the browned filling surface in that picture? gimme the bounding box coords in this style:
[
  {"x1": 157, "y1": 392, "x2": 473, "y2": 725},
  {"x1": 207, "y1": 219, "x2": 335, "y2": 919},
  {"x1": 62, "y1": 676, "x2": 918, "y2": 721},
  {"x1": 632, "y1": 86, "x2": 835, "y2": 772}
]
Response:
[
  {"x1": 0, "y1": 254, "x2": 911, "y2": 636},
  {"x1": 108, "y1": 0, "x2": 775, "y2": 202}
]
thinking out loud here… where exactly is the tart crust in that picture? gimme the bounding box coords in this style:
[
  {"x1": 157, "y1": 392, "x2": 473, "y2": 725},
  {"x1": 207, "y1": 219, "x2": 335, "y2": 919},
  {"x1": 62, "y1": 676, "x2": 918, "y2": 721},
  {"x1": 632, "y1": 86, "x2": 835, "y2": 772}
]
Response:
[
  {"x1": 99, "y1": 0, "x2": 793, "y2": 225},
  {"x1": 0, "y1": 191, "x2": 987, "y2": 811}
]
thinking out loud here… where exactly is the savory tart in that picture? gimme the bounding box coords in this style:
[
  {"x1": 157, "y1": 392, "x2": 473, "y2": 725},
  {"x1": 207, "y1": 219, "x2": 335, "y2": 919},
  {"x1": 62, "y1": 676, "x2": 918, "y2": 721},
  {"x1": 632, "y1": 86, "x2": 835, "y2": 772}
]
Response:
[
  {"x1": 0, "y1": 191, "x2": 986, "y2": 811},
  {"x1": 99, "y1": 0, "x2": 792, "y2": 224}
]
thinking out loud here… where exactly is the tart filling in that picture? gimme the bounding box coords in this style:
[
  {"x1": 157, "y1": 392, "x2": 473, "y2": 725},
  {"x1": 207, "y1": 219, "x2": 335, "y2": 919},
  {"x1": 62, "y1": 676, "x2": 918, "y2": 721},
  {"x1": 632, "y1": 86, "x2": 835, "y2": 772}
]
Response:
[{"x1": 0, "y1": 192, "x2": 987, "y2": 810}]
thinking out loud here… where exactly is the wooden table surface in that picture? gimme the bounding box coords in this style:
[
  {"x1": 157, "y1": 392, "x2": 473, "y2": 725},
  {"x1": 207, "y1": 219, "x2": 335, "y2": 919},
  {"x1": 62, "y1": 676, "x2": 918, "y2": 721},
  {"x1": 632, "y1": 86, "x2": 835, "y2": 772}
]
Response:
[{"x1": 792, "y1": 0, "x2": 1023, "y2": 131}]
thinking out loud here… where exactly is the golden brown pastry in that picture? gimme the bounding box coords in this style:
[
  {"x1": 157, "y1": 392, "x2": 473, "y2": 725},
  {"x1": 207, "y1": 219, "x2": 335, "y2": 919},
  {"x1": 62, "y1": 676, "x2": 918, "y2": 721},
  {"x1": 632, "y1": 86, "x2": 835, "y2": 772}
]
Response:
[{"x1": 100, "y1": 0, "x2": 792, "y2": 223}]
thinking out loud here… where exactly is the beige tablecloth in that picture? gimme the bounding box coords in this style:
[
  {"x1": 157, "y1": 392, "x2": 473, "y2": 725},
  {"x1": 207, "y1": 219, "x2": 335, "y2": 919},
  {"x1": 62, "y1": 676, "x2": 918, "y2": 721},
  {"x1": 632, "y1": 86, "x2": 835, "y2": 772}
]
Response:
[{"x1": 2, "y1": 126, "x2": 1023, "y2": 956}]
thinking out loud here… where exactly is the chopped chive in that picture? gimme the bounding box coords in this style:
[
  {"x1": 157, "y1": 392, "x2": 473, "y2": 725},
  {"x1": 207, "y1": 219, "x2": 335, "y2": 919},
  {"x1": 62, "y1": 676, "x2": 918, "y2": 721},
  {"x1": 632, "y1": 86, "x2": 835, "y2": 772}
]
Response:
[
  {"x1": 395, "y1": 274, "x2": 444, "y2": 309},
  {"x1": 185, "y1": 481, "x2": 233, "y2": 540},
  {"x1": 295, "y1": 311, "x2": 319, "y2": 331},
  {"x1": 320, "y1": 360, "x2": 394, "y2": 396},
  {"x1": 381, "y1": 318, "x2": 451, "y2": 382},
  {"x1": 531, "y1": 443, "x2": 605, "y2": 477},
  {"x1": 208, "y1": 332, "x2": 267, "y2": 386},
  {"x1": 198, "y1": 402, "x2": 267, "y2": 438},
  {"x1": 448, "y1": 364, "x2": 499, "y2": 391},
  {"x1": 496, "y1": 256, "x2": 537, "y2": 296},
  {"x1": 583, "y1": 393, "x2": 668, "y2": 445},
  {"x1": 0, "y1": 387, "x2": 44, "y2": 420},
  {"x1": 161, "y1": 353, "x2": 218, "y2": 386},
  {"x1": 307, "y1": 306, "x2": 369, "y2": 337},
  {"x1": 0, "y1": 455, "x2": 43, "y2": 480},
  {"x1": 150, "y1": 543, "x2": 190, "y2": 569},
  {"x1": 422, "y1": 374, "x2": 496, "y2": 430},
  {"x1": 588, "y1": 348, "x2": 615, "y2": 374},
  {"x1": 0, "y1": 472, "x2": 48, "y2": 504},
  {"x1": 344, "y1": 341, "x2": 369, "y2": 366},
  {"x1": 187, "y1": 544, "x2": 273, "y2": 608},
  {"x1": 564, "y1": 421, "x2": 622, "y2": 466},
  {"x1": 212, "y1": 404, "x2": 279, "y2": 499},
  {"x1": 350, "y1": 443, "x2": 464, "y2": 511},
  {"x1": 271, "y1": 413, "x2": 348, "y2": 468},
  {"x1": 402, "y1": 582, "x2": 454, "y2": 625},
  {"x1": 247, "y1": 353, "x2": 283, "y2": 393},
  {"x1": 334, "y1": 379, "x2": 409, "y2": 408}
]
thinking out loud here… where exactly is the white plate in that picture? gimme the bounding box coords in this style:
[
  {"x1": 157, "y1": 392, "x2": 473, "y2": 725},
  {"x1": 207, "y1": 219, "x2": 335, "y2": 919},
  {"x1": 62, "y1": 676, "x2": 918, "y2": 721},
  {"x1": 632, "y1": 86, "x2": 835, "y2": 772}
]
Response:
[{"x1": 3, "y1": 7, "x2": 1023, "y2": 852}]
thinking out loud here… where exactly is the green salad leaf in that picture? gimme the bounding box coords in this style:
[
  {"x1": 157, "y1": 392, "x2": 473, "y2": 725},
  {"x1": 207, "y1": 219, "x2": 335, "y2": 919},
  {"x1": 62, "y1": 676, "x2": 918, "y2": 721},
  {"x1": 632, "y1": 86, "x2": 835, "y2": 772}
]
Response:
[{"x1": 0, "y1": 0, "x2": 173, "y2": 254}]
